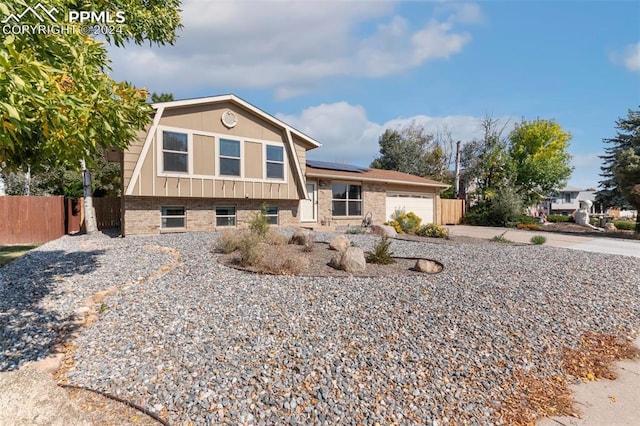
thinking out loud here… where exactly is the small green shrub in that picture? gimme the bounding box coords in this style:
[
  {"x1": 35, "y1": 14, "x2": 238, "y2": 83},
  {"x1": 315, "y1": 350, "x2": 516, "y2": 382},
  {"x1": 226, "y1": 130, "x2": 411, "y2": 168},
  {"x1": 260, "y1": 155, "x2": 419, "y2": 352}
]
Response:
[
  {"x1": 518, "y1": 215, "x2": 539, "y2": 225},
  {"x1": 613, "y1": 221, "x2": 637, "y2": 231},
  {"x1": 416, "y1": 223, "x2": 449, "y2": 239},
  {"x1": 249, "y1": 205, "x2": 270, "y2": 237},
  {"x1": 489, "y1": 232, "x2": 513, "y2": 243},
  {"x1": 547, "y1": 215, "x2": 573, "y2": 223},
  {"x1": 346, "y1": 227, "x2": 366, "y2": 235},
  {"x1": 365, "y1": 237, "x2": 396, "y2": 265},
  {"x1": 530, "y1": 235, "x2": 546, "y2": 245}
]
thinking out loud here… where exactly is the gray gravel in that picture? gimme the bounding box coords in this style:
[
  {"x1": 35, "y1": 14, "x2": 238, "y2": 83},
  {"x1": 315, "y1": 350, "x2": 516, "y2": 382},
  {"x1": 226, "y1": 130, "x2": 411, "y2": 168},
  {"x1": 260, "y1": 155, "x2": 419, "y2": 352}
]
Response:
[{"x1": 2, "y1": 230, "x2": 640, "y2": 425}]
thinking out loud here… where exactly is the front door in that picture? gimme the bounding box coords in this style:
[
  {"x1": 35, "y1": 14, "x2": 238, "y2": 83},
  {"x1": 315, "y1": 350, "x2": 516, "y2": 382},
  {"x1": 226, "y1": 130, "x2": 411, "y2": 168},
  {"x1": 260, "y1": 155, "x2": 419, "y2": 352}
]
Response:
[{"x1": 301, "y1": 182, "x2": 317, "y2": 222}]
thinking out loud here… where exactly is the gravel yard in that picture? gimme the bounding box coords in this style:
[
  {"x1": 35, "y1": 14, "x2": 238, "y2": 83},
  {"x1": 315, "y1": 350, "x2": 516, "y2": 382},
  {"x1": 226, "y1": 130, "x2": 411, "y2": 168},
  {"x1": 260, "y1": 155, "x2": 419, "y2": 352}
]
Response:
[{"x1": 2, "y1": 230, "x2": 639, "y2": 425}]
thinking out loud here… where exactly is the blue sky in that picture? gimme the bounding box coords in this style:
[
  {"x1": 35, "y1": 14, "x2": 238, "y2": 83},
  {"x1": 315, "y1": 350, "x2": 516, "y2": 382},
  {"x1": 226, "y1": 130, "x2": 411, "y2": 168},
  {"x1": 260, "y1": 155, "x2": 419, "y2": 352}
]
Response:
[{"x1": 108, "y1": 0, "x2": 640, "y2": 190}]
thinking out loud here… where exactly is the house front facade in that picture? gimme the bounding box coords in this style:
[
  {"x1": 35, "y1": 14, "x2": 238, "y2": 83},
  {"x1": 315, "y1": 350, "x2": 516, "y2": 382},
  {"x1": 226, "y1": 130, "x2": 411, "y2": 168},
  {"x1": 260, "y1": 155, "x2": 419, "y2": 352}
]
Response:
[
  {"x1": 121, "y1": 95, "x2": 448, "y2": 235},
  {"x1": 539, "y1": 188, "x2": 597, "y2": 216}
]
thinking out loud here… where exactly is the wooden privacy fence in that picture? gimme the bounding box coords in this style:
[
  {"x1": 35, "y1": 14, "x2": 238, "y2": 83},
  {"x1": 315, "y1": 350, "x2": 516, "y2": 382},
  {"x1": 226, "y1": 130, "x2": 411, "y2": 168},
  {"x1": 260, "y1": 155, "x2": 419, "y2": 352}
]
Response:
[
  {"x1": 0, "y1": 196, "x2": 121, "y2": 245},
  {"x1": 0, "y1": 196, "x2": 65, "y2": 245},
  {"x1": 440, "y1": 199, "x2": 465, "y2": 225}
]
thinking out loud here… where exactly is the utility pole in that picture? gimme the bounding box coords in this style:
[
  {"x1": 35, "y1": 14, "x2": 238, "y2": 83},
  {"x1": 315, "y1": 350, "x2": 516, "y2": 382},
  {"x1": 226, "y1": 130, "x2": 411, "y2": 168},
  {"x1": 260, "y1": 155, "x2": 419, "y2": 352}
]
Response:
[
  {"x1": 454, "y1": 140, "x2": 461, "y2": 199},
  {"x1": 81, "y1": 159, "x2": 98, "y2": 234}
]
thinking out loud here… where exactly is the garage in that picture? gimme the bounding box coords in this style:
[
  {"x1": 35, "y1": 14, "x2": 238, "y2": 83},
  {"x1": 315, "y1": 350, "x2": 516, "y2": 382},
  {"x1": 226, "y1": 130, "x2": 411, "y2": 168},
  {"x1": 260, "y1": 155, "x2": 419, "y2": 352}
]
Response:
[{"x1": 386, "y1": 192, "x2": 434, "y2": 223}]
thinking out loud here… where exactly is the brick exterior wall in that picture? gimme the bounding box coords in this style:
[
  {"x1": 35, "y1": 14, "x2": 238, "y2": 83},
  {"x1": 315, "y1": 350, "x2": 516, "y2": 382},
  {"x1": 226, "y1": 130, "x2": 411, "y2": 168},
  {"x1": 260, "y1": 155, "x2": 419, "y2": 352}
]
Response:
[
  {"x1": 123, "y1": 196, "x2": 300, "y2": 235},
  {"x1": 316, "y1": 180, "x2": 387, "y2": 227}
]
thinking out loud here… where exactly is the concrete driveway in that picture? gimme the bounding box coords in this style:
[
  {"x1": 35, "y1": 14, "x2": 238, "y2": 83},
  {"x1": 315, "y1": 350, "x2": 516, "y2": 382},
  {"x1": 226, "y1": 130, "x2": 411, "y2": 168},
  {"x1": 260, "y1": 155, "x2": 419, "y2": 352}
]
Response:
[{"x1": 447, "y1": 225, "x2": 640, "y2": 258}]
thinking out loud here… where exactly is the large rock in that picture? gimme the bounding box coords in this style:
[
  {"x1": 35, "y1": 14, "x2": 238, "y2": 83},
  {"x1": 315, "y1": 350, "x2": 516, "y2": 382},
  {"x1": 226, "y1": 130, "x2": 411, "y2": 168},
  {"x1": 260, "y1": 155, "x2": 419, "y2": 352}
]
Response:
[
  {"x1": 329, "y1": 247, "x2": 366, "y2": 273},
  {"x1": 289, "y1": 228, "x2": 313, "y2": 246},
  {"x1": 604, "y1": 222, "x2": 617, "y2": 231},
  {"x1": 414, "y1": 259, "x2": 443, "y2": 274},
  {"x1": 370, "y1": 225, "x2": 397, "y2": 238},
  {"x1": 0, "y1": 370, "x2": 92, "y2": 426},
  {"x1": 329, "y1": 235, "x2": 350, "y2": 252}
]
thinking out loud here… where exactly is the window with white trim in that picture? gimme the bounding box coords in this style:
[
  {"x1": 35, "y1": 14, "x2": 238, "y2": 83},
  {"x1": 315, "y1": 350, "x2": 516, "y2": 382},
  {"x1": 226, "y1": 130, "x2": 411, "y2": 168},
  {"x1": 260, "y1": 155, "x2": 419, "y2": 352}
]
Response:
[
  {"x1": 162, "y1": 131, "x2": 188, "y2": 172},
  {"x1": 266, "y1": 145, "x2": 284, "y2": 179},
  {"x1": 332, "y1": 183, "x2": 362, "y2": 216},
  {"x1": 265, "y1": 206, "x2": 278, "y2": 225},
  {"x1": 161, "y1": 206, "x2": 185, "y2": 228},
  {"x1": 216, "y1": 206, "x2": 236, "y2": 227},
  {"x1": 219, "y1": 139, "x2": 241, "y2": 176}
]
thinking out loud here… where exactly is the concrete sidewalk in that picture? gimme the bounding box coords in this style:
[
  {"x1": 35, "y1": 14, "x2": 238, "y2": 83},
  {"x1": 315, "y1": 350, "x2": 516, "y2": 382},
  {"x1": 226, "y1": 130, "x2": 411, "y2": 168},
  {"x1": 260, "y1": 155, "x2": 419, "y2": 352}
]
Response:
[
  {"x1": 447, "y1": 225, "x2": 640, "y2": 258},
  {"x1": 536, "y1": 336, "x2": 640, "y2": 426}
]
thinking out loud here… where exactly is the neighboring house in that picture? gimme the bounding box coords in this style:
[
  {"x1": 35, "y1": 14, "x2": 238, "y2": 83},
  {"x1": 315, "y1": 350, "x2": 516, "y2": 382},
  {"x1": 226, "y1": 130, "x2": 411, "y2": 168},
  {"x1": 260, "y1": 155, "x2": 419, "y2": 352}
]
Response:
[
  {"x1": 538, "y1": 187, "x2": 598, "y2": 215},
  {"x1": 121, "y1": 94, "x2": 448, "y2": 235}
]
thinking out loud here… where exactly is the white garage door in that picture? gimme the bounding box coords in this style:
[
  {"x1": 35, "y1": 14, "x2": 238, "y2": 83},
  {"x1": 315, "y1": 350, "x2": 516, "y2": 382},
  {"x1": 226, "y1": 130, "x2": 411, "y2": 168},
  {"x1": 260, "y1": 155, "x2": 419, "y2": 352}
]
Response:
[{"x1": 386, "y1": 192, "x2": 434, "y2": 223}]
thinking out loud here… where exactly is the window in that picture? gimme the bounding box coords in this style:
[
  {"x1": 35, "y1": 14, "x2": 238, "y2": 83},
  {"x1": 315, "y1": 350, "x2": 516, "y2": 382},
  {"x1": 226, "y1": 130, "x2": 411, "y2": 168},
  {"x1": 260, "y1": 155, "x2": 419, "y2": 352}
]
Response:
[
  {"x1": 332, "y1": 183, "x2": 362, "y2": 216},
  {"x1": 161, "y1": 207, "x2": 185, "y2": 228},
  {"x1": 564, "y1": 193, "x2": 571, "y2": 203},
  {"x1": 219, "y1": 139, "x2": 240, "y2": 176},
  {"x1": 163, "y1": 131, "x2": 188, "y2": 172},
  {"x1": 265, "y1": 206, "x2": 278, "y2": 225},
  {"x1": 216, "y1": 206, "x2": 236, "y2": 227},
  {"x1": 266, "y1": 145, "x2": 284, "y2": 179}
]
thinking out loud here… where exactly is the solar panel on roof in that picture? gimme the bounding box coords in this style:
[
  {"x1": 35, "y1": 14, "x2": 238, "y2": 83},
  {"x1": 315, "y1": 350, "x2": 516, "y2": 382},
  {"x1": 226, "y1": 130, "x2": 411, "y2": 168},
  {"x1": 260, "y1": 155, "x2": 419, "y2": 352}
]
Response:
[{"x1": 306, "y1": 160, "x2": 367, "y2": 173}]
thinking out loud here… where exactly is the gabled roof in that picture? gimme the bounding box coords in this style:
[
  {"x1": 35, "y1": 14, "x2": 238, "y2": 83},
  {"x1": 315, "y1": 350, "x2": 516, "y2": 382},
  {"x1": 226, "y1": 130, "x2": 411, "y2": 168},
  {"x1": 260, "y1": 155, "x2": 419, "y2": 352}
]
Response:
[
  {"x1": 306, "y1": 162, "x2": 449, "y2": 188},
  {"x1": 153, "y1": 94, "x2": 321, "y2": 149}
]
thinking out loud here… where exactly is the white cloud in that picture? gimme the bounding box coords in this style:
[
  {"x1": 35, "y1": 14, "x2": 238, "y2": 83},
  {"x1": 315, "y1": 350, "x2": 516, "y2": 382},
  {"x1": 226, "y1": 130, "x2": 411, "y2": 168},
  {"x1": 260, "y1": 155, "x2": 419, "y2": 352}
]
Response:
[
  {"x1": 107, "y1": 0, "x2": 477, "y2": 98},
  {"x1": 277, "y1": 101, "x2": 505, "y2": 166},
  {"x1": 610, "y1": 41, "x2": 640, "y2": 72}
]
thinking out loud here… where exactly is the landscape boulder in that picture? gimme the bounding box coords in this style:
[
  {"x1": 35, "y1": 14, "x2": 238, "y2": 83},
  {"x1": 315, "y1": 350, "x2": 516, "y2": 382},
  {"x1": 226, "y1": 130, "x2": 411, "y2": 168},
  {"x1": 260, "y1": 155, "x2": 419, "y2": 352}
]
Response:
[
  {"x1": 370, "y1": 225, "x2": 397, "y2": 238},
  {"x1": 604, "y1": 222, "x2": 617, "y2": 231},
  {"x1": 413, "y1": 259, "x2": 443, "y2": 274},
  {"x1": 329, "y1": 235, "x2": 350, "y2": 252},
  {"x1": 289, "y1": 228, "x2": 313, "y2": 246},
  {"x1": 328, "y1": 247, "x2": 367, "y2": 273},
  {"x1": 0, "y1": 370, "x2": 92, "y2": 426}
]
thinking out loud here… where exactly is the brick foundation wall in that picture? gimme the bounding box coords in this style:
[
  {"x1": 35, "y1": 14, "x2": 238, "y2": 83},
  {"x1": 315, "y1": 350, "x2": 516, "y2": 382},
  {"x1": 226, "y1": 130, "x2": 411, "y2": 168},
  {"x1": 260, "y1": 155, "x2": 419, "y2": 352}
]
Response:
[{"x1": 124, "y1": 196, "x2": 300, "y2": 235}]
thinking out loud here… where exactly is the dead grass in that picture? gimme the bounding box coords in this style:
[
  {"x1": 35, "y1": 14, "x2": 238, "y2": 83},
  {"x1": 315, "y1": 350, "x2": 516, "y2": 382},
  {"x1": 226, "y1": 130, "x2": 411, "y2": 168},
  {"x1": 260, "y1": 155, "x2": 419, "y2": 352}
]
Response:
[
  {"x1": 562, "y1": 331, "x2": 640, "y2": 381},
  {"x1": 497, "y1": 371, "x2": 575, "y2": 425},
  {"x1": 497, "y1": 332, "x2": 640, "y2": 425}
]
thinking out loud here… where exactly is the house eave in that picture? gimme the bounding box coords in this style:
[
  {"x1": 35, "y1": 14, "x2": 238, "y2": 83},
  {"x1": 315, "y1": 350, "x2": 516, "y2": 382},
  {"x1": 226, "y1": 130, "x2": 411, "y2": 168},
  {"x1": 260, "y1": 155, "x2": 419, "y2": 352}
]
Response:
[{"x1": 305, "y1": 171, "x2": 450, "y2": 189}]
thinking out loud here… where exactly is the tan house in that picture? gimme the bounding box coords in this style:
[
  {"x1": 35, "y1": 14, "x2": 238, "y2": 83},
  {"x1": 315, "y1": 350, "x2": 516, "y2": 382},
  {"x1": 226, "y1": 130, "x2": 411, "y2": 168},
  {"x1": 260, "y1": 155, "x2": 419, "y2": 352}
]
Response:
[{"x1": 121, "y1": 95, "x2": 449, "y2": 235}]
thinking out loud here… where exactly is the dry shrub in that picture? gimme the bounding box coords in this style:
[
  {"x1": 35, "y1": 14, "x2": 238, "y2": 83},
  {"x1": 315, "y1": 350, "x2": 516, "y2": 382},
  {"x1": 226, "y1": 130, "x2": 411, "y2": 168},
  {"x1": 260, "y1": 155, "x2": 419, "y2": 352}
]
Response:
[
  {"x1": 216, "y1": 230, "x2": 244, "y2": 254},
  {"x1": 497, "y1": 370, "x2": 575, "y2": 425},
  {"x1": 238, "y1": 235, "x2": 266, "y2": 267},
  {"x1": 302, "y1": 234, "x2": 315, "y2": 252},
  {"x1": 562, "y1": 331, "x2": 640, "y2": 381},
  {"x1": 265, "y1": 229, "x2": 288, "y2": 246},
  {"x1": 516, "y1": 223, "x2": 539, "y2": 230},
  {"x1": 261, "y1": 252, "x2": 309, "y2": 275}
]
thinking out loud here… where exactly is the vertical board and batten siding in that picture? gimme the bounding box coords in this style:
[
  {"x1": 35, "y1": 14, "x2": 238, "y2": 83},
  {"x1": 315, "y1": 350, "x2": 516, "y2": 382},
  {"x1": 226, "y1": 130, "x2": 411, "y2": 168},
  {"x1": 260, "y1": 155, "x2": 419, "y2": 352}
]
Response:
[
  {"x1": 126, "y1": 102, "x2": 310, "y2": 200},
  {"x1": 0, "y1": 196, "x2": 65, "y2": 245}
]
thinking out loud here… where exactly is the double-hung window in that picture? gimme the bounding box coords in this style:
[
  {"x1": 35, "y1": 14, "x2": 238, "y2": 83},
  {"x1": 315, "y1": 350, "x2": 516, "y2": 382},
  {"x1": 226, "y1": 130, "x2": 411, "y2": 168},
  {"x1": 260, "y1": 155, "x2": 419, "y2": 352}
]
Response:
[
  {"x1": 219, "y1": 139, "x2": 240, "y2": 177},
  {"x1": 161, "y1": 207, "x2": 186, "y2": 229},
  {"x1": 266, "y1": 145, "x2": 284, "y2": 179},
  {"x1": 265, "y1": 206, "x2": 278, "y2": 225},
  {"x1": 163, "y1": 131, "x2": 188, "y2": 172},
  {"x1": 332, "y1": 183, "x2": 362, "y2": 216},
  {"x1": 216, "y1": 206, "x2": 236, "y2": 227}
]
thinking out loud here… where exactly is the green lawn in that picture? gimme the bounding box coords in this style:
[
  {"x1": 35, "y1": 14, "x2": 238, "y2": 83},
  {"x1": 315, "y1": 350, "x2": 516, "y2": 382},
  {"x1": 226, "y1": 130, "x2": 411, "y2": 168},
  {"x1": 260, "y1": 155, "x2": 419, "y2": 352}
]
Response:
[{"x1": 0, "y1": 245, "x2": 38, "y2": 268}]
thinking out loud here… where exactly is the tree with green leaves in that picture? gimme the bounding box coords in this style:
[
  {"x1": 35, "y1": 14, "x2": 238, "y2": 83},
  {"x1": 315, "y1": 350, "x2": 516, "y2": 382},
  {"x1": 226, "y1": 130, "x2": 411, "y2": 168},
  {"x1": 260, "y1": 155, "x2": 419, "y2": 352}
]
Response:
[
  {"x1": 0, "y1": 0, "x2": 181, "y2": 170},
  {"x1": 0, "y1": 0, "x2": 181, "y2": 231},
  {"x1": 460, "y1": 116, "x2": 513, "y2": 203},
  {"x1": 151, "y1": 92, "x2": 175, "y2": 103},
  {"x1": 370, "y1": 123, "x2": 453, "y2": 181},
  {"x1": 598, "y1": 107, "x2": 640, "y2": 232},
  {"x1": 507, "y1": 118, "x2": 573, "y2": 206}
]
